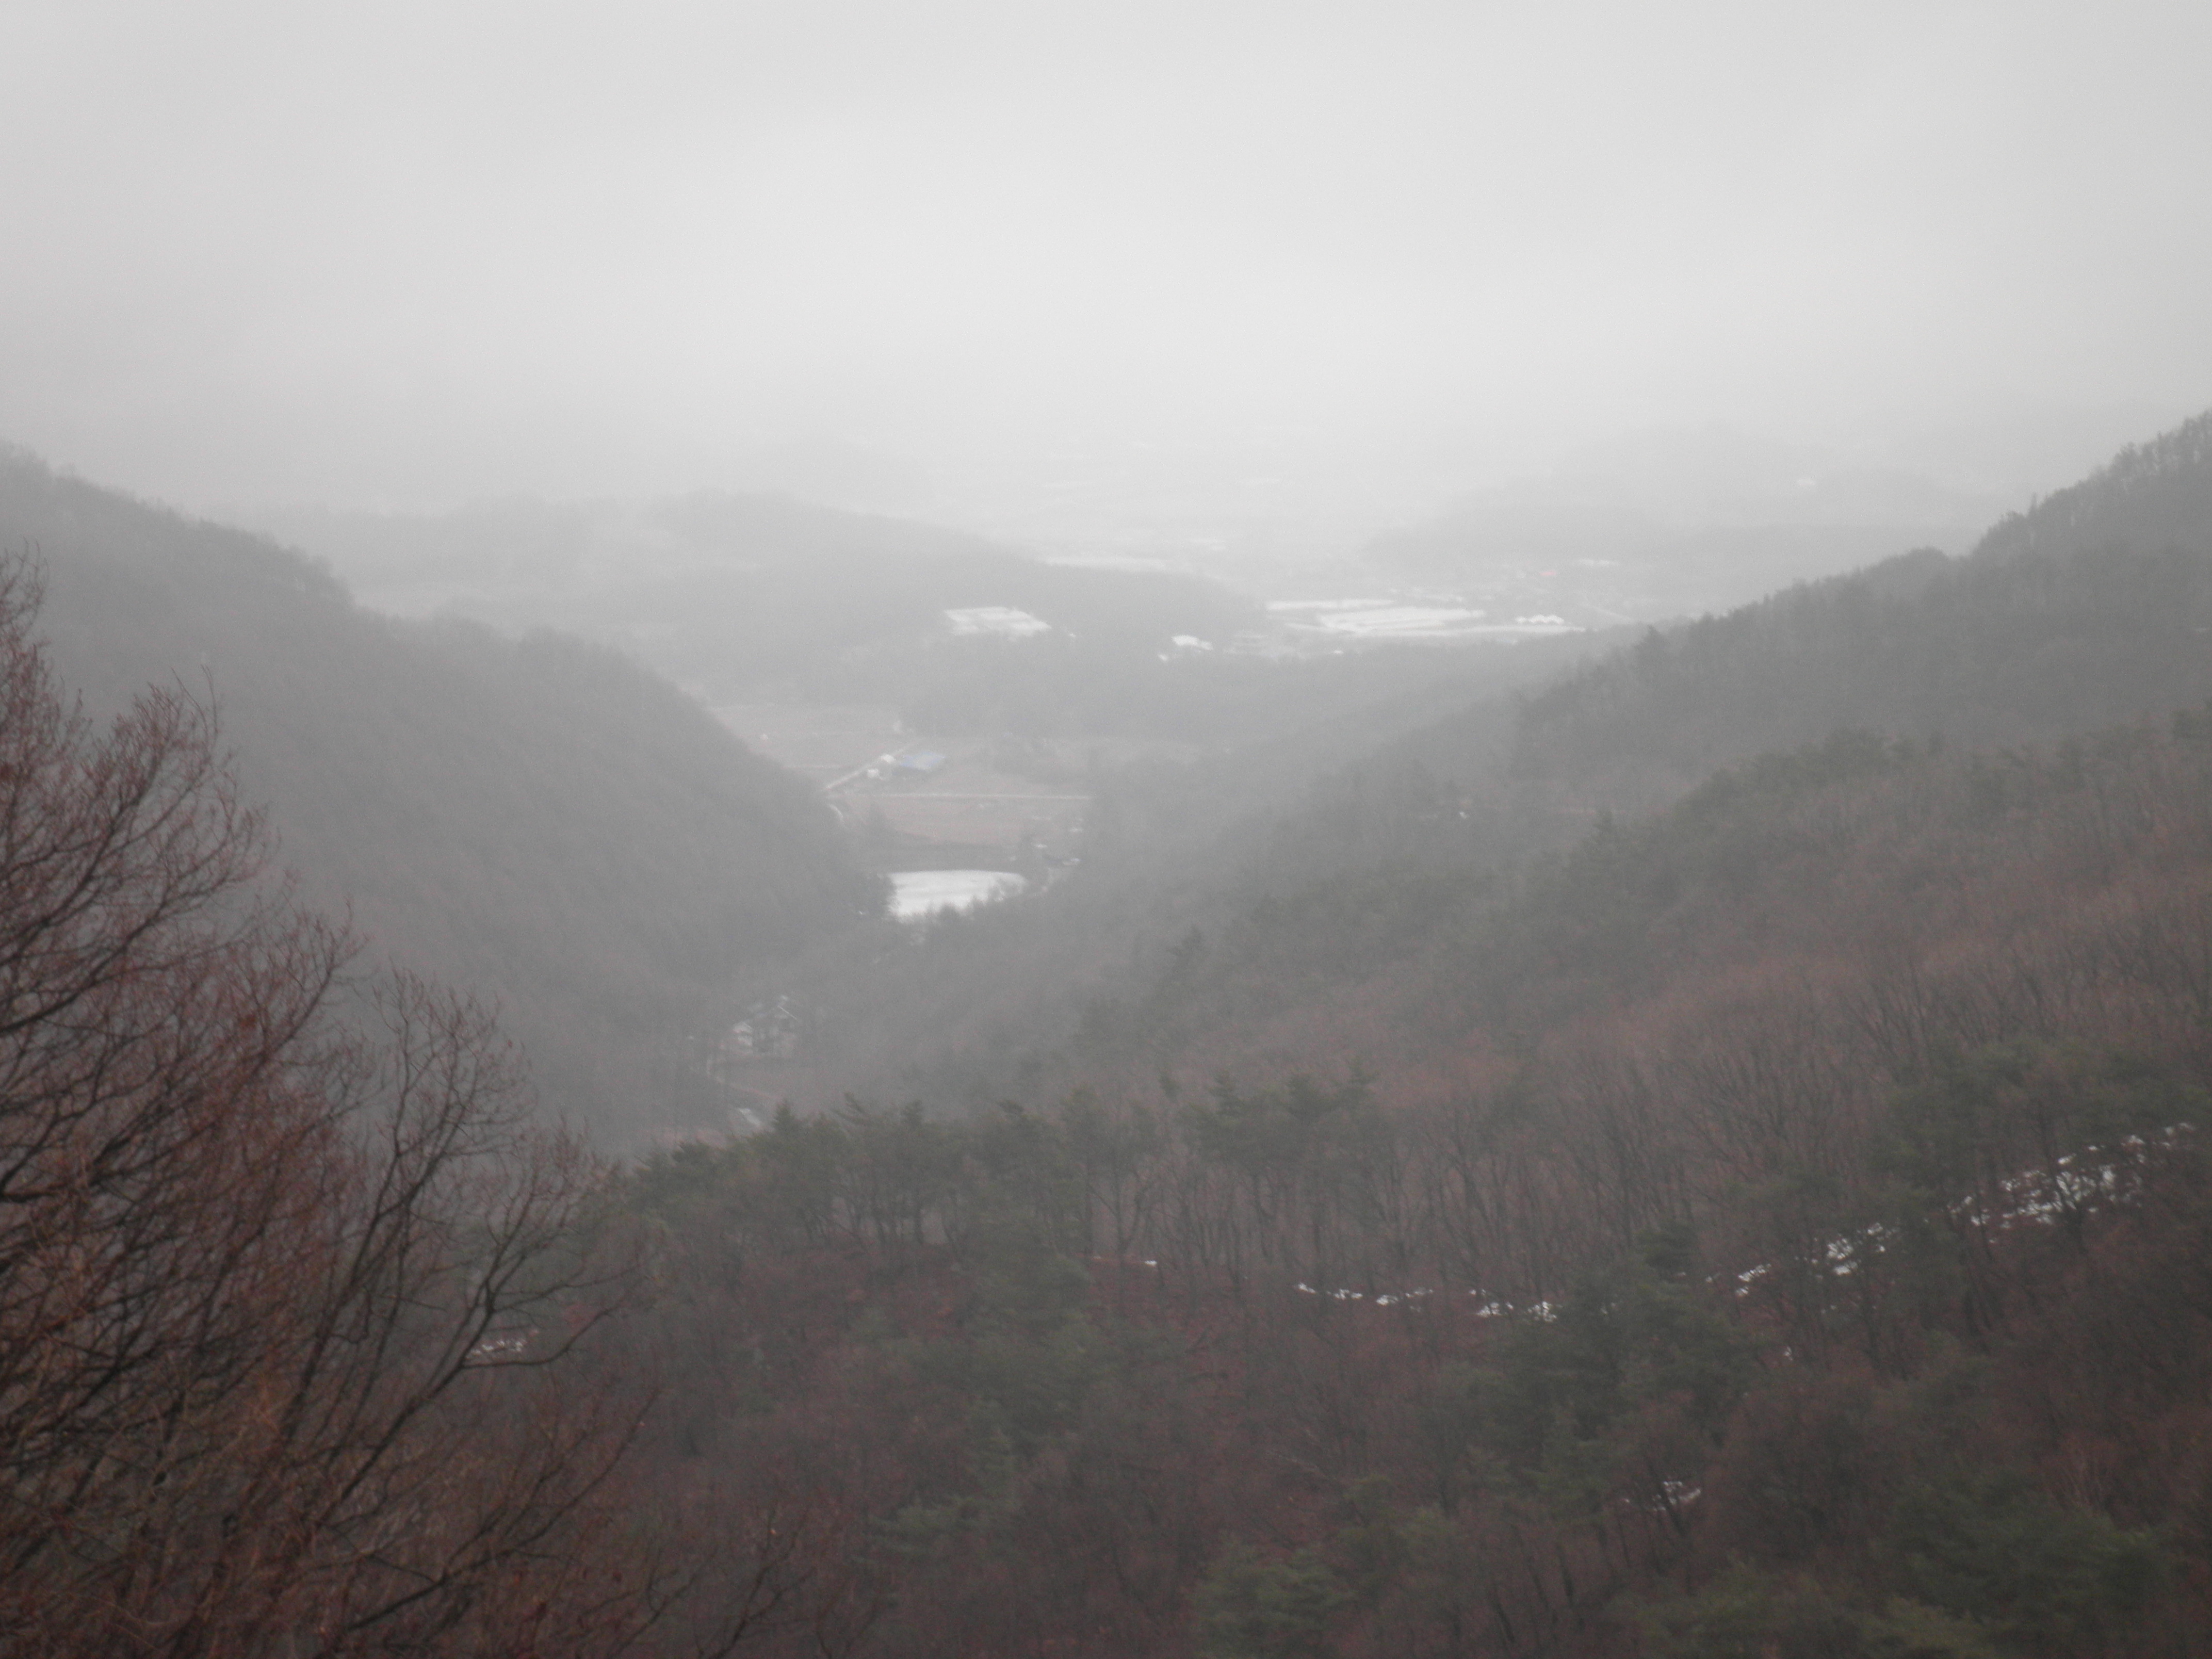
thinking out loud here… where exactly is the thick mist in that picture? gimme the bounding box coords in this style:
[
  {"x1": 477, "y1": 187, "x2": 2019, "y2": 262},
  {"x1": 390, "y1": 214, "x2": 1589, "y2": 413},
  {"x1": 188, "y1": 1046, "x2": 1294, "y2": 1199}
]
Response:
[
  {"x1": 4, "y1": 0, "x2": 2209, "y2": 539},
  {"x1": 14, "y1": 8, "x2": 2212, "y2": 1651}
]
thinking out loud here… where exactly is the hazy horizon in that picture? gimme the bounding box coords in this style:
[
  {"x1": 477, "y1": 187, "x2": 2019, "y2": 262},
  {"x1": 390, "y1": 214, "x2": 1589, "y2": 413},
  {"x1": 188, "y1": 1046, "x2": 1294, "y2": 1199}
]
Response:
[{"x1": 5, "y1": 1, "x2": 2209, "y2": 536}]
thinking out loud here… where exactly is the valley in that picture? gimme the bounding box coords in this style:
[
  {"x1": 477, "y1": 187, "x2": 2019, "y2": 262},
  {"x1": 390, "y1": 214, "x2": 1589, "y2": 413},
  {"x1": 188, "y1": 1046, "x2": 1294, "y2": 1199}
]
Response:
[
  {"x1": 8, "y1": 413, "x2": 2212, "y2": 1658},
  {"x1": 711, "y1": 701, "x2": 1102, "y2": 877},
  {"x1": 11, "y1": 7, "x2": 2211, "y2": 1652}
]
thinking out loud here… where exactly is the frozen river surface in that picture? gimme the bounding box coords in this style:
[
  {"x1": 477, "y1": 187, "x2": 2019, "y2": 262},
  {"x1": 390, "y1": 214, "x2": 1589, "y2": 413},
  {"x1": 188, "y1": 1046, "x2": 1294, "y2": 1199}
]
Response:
[{"x1": 889, "y1": 869, "x2": 1030, "y2": 921}]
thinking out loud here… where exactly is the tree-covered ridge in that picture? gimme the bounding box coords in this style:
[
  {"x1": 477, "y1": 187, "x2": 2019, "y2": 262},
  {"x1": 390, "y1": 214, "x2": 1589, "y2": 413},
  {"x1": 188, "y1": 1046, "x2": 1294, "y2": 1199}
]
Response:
[
  {"x1": 0, "y1": 449, "x2": 875, "y2": 1142},
  {"x1": 1500, "y1": 410, "x2": 2212, "y2": 807},
  {"x1": 1511, "y1": 528, "x2": 2212, "y2": 807},
  {"x1": 619, "y1": 707, "x2": 2212, "y2": 1656},
  {"x1": 1973, "y1": 407, "x2": 2212, "y2": 565},
  {"x1": 257, "y1": 487, "x2": 1263, "y2": 724}
]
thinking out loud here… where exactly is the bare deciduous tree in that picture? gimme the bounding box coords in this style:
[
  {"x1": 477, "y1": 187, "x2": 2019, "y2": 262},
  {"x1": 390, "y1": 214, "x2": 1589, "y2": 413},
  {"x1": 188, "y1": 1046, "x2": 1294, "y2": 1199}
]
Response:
[{"x1": 0, "y1": 558, "x2": 652, "y2": 1656}]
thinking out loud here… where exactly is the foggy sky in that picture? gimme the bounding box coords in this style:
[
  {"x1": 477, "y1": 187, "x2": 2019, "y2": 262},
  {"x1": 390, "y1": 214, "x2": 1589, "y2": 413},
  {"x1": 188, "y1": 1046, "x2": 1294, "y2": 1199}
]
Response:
[{"x1": 4, "y1": 1, "x2": 2209, "y2": 514}]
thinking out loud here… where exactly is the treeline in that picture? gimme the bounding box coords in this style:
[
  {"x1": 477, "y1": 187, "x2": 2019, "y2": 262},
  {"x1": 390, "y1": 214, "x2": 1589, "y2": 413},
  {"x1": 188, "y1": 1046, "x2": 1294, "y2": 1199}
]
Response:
[
  {"x1": 620, "y1": 709, "x2": 2212, "y2": 1655},
  {"x1": 1974, "y1": 409, "x2": 2212, "y2": 566}
]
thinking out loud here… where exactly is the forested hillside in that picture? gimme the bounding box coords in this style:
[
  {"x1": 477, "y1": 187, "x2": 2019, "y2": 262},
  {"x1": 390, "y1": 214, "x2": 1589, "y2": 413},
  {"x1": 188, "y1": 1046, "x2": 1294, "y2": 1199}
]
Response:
[
  {"x1": 0, "y1": 448, "x2": 876, "y2": 1141},
  {"x1": 619, "y1": 702, "x2": 2212, "y2": 1658},
  {"x1": 814, "y1": 411, "x2": 2212, "y2": 1110},
  {"x1": 1513, "y1": 410, "x2": 2212, "y2": 807},
  {"x1": 564, "y1": 415, "x2": 2212, "y2": 1657}
]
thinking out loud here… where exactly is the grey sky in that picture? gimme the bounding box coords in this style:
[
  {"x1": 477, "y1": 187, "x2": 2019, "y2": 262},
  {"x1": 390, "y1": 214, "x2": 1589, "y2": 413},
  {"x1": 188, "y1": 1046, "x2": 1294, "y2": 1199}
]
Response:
[{"x1": 4, "y1": 0, "x2": 2208, "y2": 514}]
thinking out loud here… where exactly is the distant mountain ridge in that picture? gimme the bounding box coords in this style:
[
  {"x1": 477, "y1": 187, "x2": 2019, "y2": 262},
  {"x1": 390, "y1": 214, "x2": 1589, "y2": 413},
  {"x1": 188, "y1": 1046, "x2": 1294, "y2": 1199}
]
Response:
[
  {"x1": 0, "y1": 448, "x2": 875, "y2": 1143},
  {"x1": 251, "y1": 490, "x2": 1259, "y2": 712},
  {"x1": 1364, "y1": 425, "x2": 1999, "y2": 627}
]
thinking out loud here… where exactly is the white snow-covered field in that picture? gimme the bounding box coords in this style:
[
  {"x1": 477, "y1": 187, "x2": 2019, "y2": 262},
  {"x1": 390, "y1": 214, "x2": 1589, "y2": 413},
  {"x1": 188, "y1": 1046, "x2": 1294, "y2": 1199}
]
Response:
[
  {"x1": 1308, "y1": 604, "x2": 1488, "y2": 638},
  {"x1": 889, "y1": 869, "x2": 1030, "y2": 921},
  {"x1": 1264, "y1": 597, "x2": 1581, "y2": 640},
  {"x1": 945, "y1": 606, "x2": 1051, "y2": 639}
]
